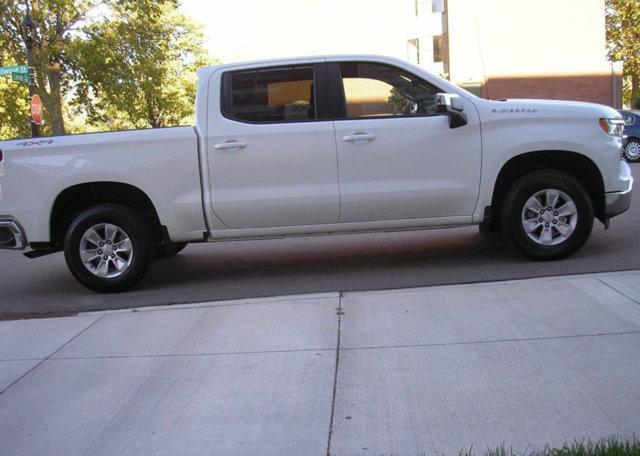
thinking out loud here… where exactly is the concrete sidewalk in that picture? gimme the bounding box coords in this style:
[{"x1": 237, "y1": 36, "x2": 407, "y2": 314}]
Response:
[{"x1": 1, "y1": 271, "x2": 640, "y2": 456}]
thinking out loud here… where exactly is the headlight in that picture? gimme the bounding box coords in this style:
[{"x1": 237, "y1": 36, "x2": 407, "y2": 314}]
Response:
[{"x1": 599, "y1": 118, "x2": 625, "y2": 138}]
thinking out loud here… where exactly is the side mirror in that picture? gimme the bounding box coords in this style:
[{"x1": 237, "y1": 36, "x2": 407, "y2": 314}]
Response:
[{"x1": 436, "y1": 93, "x2": 468, "y2": 129}]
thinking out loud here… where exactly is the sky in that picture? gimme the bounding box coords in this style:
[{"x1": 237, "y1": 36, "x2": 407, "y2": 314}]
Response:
[{"x1": 179, "y1": 0, "x2": 413, "y2": 64}]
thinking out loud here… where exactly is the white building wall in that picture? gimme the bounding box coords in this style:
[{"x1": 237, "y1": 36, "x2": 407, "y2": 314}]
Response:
[
  {"x1": 190, "y1": 0, "x2": 417, "y2": 63},
  {"x1": 182, "y1": 0, "x2": 444, "y2": 71},
  {"x1": 447, "y1": 0, "x2": 612, "y2": 83}
]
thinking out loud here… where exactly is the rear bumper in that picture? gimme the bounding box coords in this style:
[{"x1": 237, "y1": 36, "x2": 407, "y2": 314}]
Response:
[
  {"x1": 0, "y1": 218, "x2": 27, "y2": 250},
  {"x1": 604, "y1": 177, "x2": 633, "y2": 219}
]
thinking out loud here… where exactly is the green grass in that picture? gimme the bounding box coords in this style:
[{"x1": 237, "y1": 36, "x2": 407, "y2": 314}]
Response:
[{"x1": 458, "y1": 437, "x2": 640, "y2": 456}]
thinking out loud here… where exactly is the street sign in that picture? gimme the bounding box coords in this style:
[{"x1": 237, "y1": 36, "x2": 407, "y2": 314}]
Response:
[
  {"x1": 0, "y1": 65, "x2": 28, "y2": 76},
  {"x1": 30, "y1": 94, "x2": 43, "y2": 125},
  {"x1": 11, "y1": 72, "x2": 30, "y2": 84}
]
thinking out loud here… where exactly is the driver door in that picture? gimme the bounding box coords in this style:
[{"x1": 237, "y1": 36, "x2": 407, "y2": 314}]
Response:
[{"x1": 330, "y1": 60, "x2": 482, "y2": 223}]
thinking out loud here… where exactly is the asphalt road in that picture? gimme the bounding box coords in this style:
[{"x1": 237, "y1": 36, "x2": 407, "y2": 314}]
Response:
[{"x1": 1, "y1": 163, "x2": 638, "y2": 317}]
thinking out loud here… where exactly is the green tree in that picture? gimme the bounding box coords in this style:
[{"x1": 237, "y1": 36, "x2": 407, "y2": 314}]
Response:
[
  {"x1": 0, "y1": 0, "x2": 108, "y2": 136},
  {"x1": 606, "y1": 0, "x2": 640, "y2": 107},
  {"x1": 0, "y1": 0, "x2": 211, "y2": 138},
  {"x1": 72, "y1": 1, "x2": 211, "y2": 129}
]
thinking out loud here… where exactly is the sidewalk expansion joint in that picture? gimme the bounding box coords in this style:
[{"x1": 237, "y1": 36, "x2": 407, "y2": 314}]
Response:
[
  {"x1": 326, "y1": 291, "x2": 343, "y2": 456},
  {"x1": 0, "y1": 313, "x2": 107, "y2": 396},
  {"x1": 340, "y1": 329, "x2": 640, "y2": 352},
  {"x1": 596, "y1": 278, "x2": 640, "y2": 307},
  {"x1": 48, "y1": 347, "x2": 335, "y2": 361}
]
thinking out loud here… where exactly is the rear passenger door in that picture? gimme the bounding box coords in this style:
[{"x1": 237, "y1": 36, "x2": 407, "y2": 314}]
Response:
[{"x1": 206, "y1": 62, "x2": 340, "y2": 229}]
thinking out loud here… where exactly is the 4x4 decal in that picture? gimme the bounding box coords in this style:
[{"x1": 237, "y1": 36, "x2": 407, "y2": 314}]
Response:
[{"x1": 15, "y1": 139, "x2": 54, "y2": 147}]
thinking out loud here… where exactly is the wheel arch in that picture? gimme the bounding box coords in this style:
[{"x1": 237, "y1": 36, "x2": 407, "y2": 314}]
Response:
[
  {"x1": 488, "y1": 150, "x2": 605, "y2": 231},
  {"x1": 50, "y1": 181, "x2": 163, "y2": 248}
]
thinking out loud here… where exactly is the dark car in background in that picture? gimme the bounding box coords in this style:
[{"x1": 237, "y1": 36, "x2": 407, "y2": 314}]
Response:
[{"x1": 620, "y1": 110, "x2": 640, "y2": 162}]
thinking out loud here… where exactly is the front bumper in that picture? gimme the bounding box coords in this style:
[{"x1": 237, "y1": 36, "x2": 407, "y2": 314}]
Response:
[
  {"x1": 604, "y1": 177, "x2": 633, "y2": 219},
  {"x1": 0, "y1": 218, "x2": 27, "y2": 250}
]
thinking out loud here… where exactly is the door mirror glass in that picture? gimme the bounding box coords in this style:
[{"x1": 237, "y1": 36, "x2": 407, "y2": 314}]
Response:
[
  {"x1": 436, "y1": 93, "x2": 467, "y2": 128},
  {"x1": 623, "y1": 114, "x2": 635, "y2": 126}
]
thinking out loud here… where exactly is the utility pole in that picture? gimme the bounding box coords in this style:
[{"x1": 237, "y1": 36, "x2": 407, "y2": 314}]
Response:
[{"x1": 21, "y1": 1, "x2": 39, "y2": 138}]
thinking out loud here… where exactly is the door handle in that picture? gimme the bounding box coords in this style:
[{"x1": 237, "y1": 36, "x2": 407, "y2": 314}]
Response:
[
  {"x1": 213, "y1": 141, "x2": 247, "y2": 150},
  {"x1": 342, "y1": 133, "x2": 376, "y2": 142}
]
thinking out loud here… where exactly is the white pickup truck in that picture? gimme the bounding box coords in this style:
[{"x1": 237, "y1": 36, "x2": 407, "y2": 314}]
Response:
[{"x1": 0, "y1": 55, "x2": 633, "y2": 292}]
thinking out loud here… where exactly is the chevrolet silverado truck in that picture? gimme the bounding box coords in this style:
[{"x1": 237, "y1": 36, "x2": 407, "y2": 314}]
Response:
[{"x1": 0, "y1": 55, "x2": 633, "y2": 292}]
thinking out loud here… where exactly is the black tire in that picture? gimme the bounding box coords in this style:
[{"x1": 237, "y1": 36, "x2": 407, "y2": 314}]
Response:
[
  {"x1": 155, "y1": 241, "x2": 188, "y2": 259},
  {"x1": 624, "y1": 139, "x2": 640, "y2": 163},
  {"x1": 64, "y1": 204, "x2": 154, "y2": 293},
  {"x1": 501, "y1": 169, "x2": 594, "y2": 261}
]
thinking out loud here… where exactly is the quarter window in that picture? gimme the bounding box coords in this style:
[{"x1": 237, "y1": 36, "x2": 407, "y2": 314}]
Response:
[
  {"x1": 338, "y1": 62, "x2": 440, "y2": 119},
  {"x1": 224, "y1": 66, "x2": 316, "y2": 122}
]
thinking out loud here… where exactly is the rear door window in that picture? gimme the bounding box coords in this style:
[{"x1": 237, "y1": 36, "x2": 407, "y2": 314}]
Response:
[{"x1": 223, "y1": 66, "x2": 316, "y2": 123}]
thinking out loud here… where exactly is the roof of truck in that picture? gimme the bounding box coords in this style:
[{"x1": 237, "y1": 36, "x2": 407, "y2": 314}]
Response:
[{"x1": 197, "y1": 54, "x2": 412, "y2": 79}]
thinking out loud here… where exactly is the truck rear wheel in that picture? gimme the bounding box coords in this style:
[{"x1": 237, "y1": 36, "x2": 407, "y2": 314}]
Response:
[
  {"x1": 501, "y1": 170, "x2": 594, "y2": 261},
  {"x1": 64, "y1": 204, "x2": 154, "y2": 293}
]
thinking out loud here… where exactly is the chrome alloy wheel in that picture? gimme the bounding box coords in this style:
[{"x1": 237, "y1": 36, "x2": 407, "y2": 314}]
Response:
[
  {"x1": 521, "y1": 189, "x2": 578, "y2": 246},
  {"x1": 625, "y1": 141, "x2": 640, "y2": 161},
  {"x1": 79, "y1": 223, "x2": 133, "y2": 278}
]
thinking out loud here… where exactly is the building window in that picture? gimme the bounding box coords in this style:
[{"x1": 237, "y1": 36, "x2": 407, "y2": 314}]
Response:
[
  {"x1": 414, "y1": 0, "x2": 430, "y2": 17},
  {"x1": 408, "y1": 39, "x2": 420, "y2": 65},
  {"x1": 433, "y1": 35, "x2": 447, "y2": 63}
]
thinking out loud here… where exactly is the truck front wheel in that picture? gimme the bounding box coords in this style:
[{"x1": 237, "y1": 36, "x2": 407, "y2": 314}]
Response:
[
  {"x1": 501, "y1": 170, "x2": 594, "y2": 261},
  {"x1": 64, "y1": 204, "x2": 154, "y2": 293}
]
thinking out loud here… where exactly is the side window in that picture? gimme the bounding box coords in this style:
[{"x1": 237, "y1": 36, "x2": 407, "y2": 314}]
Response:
[
  {"x1": 338, "y1": 62, "x2": 440, "y2": 119},
  {"x1": 224, "y1": 66, "x2": 316, "y2": 122}
]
